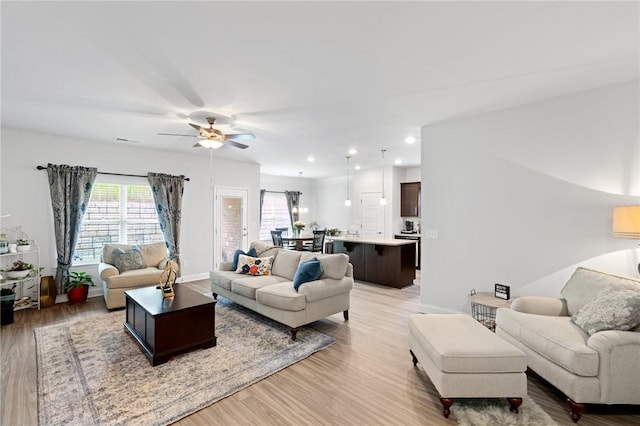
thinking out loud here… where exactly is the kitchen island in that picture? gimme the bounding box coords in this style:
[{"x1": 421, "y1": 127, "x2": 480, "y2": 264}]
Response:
[{"x1": 330, "y1": 236, "x2": 416, "y2": 288}]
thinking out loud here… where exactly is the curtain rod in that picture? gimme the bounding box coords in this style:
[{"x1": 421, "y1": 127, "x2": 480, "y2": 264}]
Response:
[
  {"x1": 36, "y1": 165, "x2": 190, "y2": 181},
  {"x1": 263, "y1": 190, "x2": 302, "y2": 195}
]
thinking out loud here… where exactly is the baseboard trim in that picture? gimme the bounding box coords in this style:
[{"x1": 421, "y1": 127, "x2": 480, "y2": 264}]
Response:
[
  {"x1": 416, "y1": 303, "x2": 465, "y2": 315},
  {"x1": 177, "y1": 273, "x2": 209, "y2": 282}
]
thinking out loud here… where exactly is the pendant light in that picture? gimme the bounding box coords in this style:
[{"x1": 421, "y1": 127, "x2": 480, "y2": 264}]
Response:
[
  {"x1": 380, "y1": 149, "x2": 387, "y2": 206},
  {"x1": 345, "y1": 156, "x2": 352, "y2": 207},
  {"x1": 293, "y1": 171, "x2": 308, "y2": 214}
]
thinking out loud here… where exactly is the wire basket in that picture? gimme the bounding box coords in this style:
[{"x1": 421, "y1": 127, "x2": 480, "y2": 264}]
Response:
[{"x1": 469, "y1": 289, "x2": 498, "y2": 331}]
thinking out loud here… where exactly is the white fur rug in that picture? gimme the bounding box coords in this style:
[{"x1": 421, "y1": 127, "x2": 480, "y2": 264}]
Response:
[{"x1": 455, "y1": 396, "x2": 557, "y2": 426}]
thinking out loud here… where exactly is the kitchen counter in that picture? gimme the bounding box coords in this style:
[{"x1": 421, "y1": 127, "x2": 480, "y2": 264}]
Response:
[
  {"x1": 331, "y1": 237, "x2": 416, "y2": 288},
  {"x1": 330, "y1": 236, "x2": 417, "y2": 246}
]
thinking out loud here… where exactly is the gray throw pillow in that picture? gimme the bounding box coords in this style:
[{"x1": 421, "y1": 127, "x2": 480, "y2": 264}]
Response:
[
  {"x1": 112, "y1": 246, "x2": 146, "y2": 273},
  {"x1": 571, "y1": 289, "x2": 640, "y2": 335}
]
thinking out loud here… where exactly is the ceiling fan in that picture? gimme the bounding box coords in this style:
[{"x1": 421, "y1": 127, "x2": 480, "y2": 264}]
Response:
[{"x1": 158, "y1": 116, "x2": 255, "y2": 149}]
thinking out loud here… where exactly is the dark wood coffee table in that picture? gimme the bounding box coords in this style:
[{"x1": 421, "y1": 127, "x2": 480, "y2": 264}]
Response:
[{"x1": 124, "y1": 284, "x2": 216, "y2": 366}]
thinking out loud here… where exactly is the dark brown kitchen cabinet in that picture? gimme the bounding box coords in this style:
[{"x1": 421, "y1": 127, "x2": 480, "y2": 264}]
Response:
[{"x1": 401, "y1": 182, "x2": 421, "y2": 217}]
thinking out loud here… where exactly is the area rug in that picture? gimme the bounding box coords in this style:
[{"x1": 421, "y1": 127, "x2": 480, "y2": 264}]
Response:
[
  {"x1": 455, "y1": 396, "x2": 557, "y2": 426},
  {"x1": 35, "y1": 299, "x2": 335, "y2": 426}
]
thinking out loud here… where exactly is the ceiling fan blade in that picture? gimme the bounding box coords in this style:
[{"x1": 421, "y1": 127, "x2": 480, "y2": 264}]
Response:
[
  {"x1": 224, "y1": 133, "x2": 255, "y2": 140},
  {"x1": 188, "y1": 123, "x2": 203, "y2": 131},
  {"x1": 193, "y1": 142, "x2": 203, "y2": 148},
  {"x1": 225, "y1": 140, "x2": 249, "y2": 150},
  {"x1": 157, "y1": 132, "x2": 198, "y2": 137}
]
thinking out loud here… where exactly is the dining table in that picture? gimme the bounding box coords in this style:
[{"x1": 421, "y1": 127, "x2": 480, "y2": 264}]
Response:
[{"x1": 281, "y1": 235, "x2": 314, "y2": 251}]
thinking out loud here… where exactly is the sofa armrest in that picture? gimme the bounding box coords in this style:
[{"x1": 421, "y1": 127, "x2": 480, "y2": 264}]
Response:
[
  {"x1": 298, "y1": 277, "x2": 354, "y2": 302},
  {"x1": 587, "y1": 330, "x2": 640, "y2": 403},
  {"x1": 588, "y1": 329, "x2": 640, "y2": 353},
  {"x1": 99, "y1": 263, "x2": 119, "y2": 280},
  {"x1": 510, "y1": 296, "x2": 568, "y2": 316},
  {"x1": 219, "y1": 262, "x2": 234, "y2": 271}
]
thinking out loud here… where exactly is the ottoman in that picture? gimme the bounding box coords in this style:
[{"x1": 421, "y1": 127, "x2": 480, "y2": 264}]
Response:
[{"x1": 408, "y1": 313, "x2": 527, "y2": 418}]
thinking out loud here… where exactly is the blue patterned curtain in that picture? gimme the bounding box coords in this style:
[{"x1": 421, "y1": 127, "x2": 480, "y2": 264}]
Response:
[
  {"x1": 147, "y1": 173, "x2": 185, "y2": 274},
  {"x1": 285, "y1": 191, "x2": 300, "y2": 227},
  {"x1": 46, "y1": 164, "x2": 97, "y2": 292},
  {"x1": 259, "y1": 189, "x2": 266, "y2": 225}
]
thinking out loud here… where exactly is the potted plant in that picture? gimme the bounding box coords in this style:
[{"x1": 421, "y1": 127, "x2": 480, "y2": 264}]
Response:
[
  {"x1": 16, "y1": 239, "x2": 31, "y2": 252},
  {"x1": 4, "y1": 260, "x2": 34, "y2": 279},
  {"x1": 325, "y1": 228, "x2": 341, "y2": 236},
  {"x1": 0, "y1": 284, "x2": 17, "y2": 325},
  {"x1": 64, "y1": 271, "x2": 95, "y2": 304}
]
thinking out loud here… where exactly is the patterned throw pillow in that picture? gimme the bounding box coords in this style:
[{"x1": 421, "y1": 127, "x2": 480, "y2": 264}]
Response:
[
  {"x1": 571, "y1": 289, "x2": 640, "y2": 335},
  {"x1": 232, "y1": 247, "x2": 257, "y2": 270},
  {"x1": 112, "y1": 246, "x2": 146, "y2": 273},
  {"x1": 235, "y1": 254, "x2": 274, "y2": 276}
]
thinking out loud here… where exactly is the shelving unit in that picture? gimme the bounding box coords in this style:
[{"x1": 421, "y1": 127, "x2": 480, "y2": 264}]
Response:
[{"x1": 0, "y1": 243, "x2": 40, "y2": 311}]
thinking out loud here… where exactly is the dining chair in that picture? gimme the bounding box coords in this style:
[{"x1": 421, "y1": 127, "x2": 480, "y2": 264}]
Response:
[
  {"x1": 303, "y1": 229, "x2": 325, "y2": 253},
  {"x1": 275, "y1": 227, "x2": 294, "y2": 248},
  {"x1": 270, "y1": 230, "x2": 283, "y2": 247}
]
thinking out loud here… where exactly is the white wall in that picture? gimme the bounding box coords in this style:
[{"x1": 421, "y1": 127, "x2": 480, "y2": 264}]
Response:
[
  {"x1": 420, "y1": 80, "x2": 640, "y2": 314},
  {"x1": 307, "y1": 165, "x2": 421, "y2": 237},
  {"x1": 1, "y1": 129, "x2": 261, "y2": 288}
]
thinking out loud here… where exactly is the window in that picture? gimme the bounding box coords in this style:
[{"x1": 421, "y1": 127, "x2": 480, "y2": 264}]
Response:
[
  {"x1": 74, "y1": 183, "x2": 164, "y2": 263},
  {"x1": 259, "y1": 192, "x2": 291, "y2": 241}
]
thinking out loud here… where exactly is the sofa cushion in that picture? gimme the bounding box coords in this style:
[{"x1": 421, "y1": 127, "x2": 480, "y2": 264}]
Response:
[
  {"x1": 496, "y1": 308, "x2": 599, "y2": 377},
  {"x1": 271, "y1": 250, "x2": 302, "y2": 281},
  {"x1": 561, "y1": 267, "x2": 640, "y2": 316},
  {"x1": 232, "y1": 247, "x2": 257, "y2": 270},
  {"x1": 256, "y1": 282, "x2": 307, "y2": 312},
  {"x1": 571, "y1": 289, "x2": 640, "y2": 335},
  {"x1": 105, "y1": 267, "x2": 163, "y2": 289},
  {"x1": 235, "y1": 255, "x2": 274, "y2": 276},
  {"x1": 210, "y1": 270, "x2": 245, "y2": 291},
  {"x1": 112, "y1": 246, "x2": 146, "y2": 273},
  {"x1": 231, "y1": 275, "x2": 288, "y2": 300},
  {"x1": 299, "y1": 253, "x2": 349, "y2": 280},
  {"x1": 250, "y1": 241, "x2": 281, "y2": 258},
  {"x1": 293, "y1": 257, "x2": 324, "y2": 291}
]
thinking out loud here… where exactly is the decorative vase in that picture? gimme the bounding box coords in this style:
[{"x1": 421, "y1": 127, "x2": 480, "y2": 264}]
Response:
[
  {"x1": 293, "y1": 229, "x2": 300, "y2": 237},
  {"x1": 40, "y1": 276, "x2": 57, "y2": 308},
  {"x1": 67, "y1": 286, "x2": 89, "y2": 304},
  {"x1": 16, "y1": 244, "x2": 31, "y2": 252}
]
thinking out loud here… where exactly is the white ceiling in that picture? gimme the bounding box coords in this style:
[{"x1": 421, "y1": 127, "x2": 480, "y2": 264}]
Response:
[{"x1": 2, "y1": 1, "x2": 638, "y2": 178}]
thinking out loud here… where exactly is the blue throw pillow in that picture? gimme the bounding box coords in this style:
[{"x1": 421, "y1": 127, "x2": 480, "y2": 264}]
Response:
[
  {"x1": 232, "y1": 247, "x2": 257, "y2": 270},
  {"x1": 293, "y1": 257, "x2": 324, "y2": 291}
]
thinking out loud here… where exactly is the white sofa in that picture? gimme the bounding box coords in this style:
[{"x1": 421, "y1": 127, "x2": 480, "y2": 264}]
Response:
[
  {"x1": 99, "y1": 242, "x2": 176, "y2": 309},
  {"x1": 496, "y1": 267, "x2": 640, "y2": 422},
  {"x1": 210, "y1": 243, "x2": 353, "y2": 340}
]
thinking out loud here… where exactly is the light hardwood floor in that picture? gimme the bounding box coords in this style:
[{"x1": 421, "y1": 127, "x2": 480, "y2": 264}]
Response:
[{"x1": 2, "y1": 278, "x2": 639, "y2": 425}]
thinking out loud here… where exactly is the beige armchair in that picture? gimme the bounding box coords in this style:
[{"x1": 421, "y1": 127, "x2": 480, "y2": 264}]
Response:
[
  {"x1": 99, "y1": 242, "x2": 177, "y2": 309},
  {"x1": 496, "y1": 268, "x2": 640, "y2": 422}
]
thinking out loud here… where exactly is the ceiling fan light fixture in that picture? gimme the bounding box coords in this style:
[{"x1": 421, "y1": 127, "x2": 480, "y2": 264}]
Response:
[{"x1": 199, "y1": 139, "x2": 224, "y2": 149}]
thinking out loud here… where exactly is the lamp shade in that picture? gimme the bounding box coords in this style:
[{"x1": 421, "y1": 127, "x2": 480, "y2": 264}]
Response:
[
  {"x1": 612, "y1": 206, "x2": 640, "y2": 238},
  {"x1": 199, "y1": 139, "x2": 224, "y2": 149}
]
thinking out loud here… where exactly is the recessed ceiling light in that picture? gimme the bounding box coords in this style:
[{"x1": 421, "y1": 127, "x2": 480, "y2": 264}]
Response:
[
  {"x1": 348, "y1": 148, "x2": 358, "y2": 155},
  {"x1": 354, "y1": 165, "x2": 361, "y2": 170},
  {"x1": 404, "y1": 136, "x2": 417, "y2": 144},
  {"x1": 394, "y1": 159, "x2": 402, "y2": 165},
  {"x1": 307, "y1": 156, "x2": 315, "y2": 162}
]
